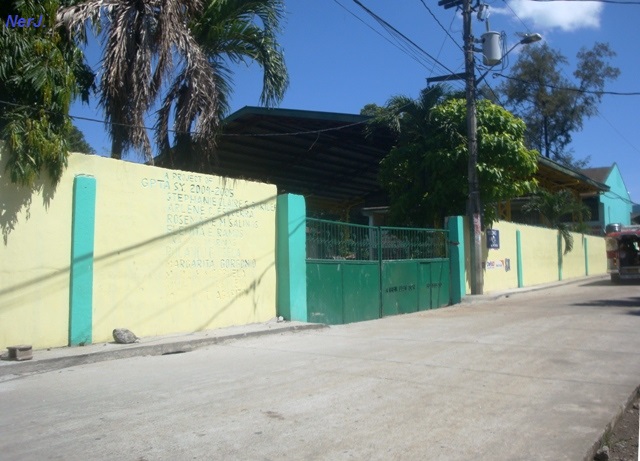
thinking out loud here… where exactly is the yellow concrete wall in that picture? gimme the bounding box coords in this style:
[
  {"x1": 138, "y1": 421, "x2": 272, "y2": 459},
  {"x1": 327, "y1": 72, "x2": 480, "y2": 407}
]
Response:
[
  {"x1": 1, "y1": 151, "x2": 277, "y2": 350},
  {"x1": 464, "y1": 220, "x2": 607, "y2": 294},
  {"x1": 0, "y1": 153, "x2": 74, "y2": 350},
  {"x1": 518, "y1": 223, "x2": 563, "y2": 287}
]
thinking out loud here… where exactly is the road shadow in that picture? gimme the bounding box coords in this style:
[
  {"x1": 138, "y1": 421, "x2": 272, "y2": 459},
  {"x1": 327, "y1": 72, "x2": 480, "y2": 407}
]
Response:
[
  {"x1": 572, "y1": 297, "x2": 640, "y2": 317},
  {"x1": 577, "y1": 279, "x2": 640, "y2": 288}
]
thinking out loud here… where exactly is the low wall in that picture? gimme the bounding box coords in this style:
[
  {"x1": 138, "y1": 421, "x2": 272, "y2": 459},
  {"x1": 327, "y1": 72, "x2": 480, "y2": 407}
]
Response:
[
  {"x1": 0, "y1": 151, "x2": 277, "y2": 350},
  {"x1": 464, "y1": 220, "x2": 607, "y2": 294}
]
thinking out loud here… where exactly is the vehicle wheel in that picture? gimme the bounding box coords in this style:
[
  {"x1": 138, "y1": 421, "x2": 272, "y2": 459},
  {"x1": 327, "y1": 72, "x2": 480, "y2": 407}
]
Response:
[{"x1": 611, "y1": 274, "x2": 621, "y2": 284}]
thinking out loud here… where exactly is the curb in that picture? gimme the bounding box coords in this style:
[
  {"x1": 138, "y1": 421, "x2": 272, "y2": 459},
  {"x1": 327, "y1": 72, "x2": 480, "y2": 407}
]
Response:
[
  {"x1": 461, "y1": 274, "x2": 609, "y2": 305},
  {"x1": 0, "y1": 323, "x2": 328, "y2": 379}
]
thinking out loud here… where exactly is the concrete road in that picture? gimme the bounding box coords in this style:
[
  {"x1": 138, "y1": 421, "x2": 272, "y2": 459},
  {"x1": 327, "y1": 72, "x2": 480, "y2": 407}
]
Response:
[{"x1": 1, "y1": 278, "x2": 640, "y2": 460}]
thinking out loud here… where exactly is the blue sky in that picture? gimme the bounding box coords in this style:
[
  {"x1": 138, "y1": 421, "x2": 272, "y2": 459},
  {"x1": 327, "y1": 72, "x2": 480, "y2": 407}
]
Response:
[{"x1": 70, "y1": 0, "x2": 640, "y2": 204}]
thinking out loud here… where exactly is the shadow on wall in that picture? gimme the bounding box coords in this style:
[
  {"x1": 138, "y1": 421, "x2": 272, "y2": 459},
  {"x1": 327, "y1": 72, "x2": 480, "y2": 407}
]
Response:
[
  {"x1": 195, "y1": 261, "x2": 275, "y2": 331},
  {"x1": 0, "y1": 194, "x2": 277, "y2": 315},
  {"x1": 0, "y1": 166, "x2": 58, "y2": 245}
]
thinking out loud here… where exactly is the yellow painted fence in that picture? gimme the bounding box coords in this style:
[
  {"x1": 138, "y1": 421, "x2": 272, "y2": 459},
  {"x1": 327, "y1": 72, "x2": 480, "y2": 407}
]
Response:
[
  {"x1": 0, "y1": 151, "x2": 277, "y2": 350},
  {"x1": 464, "y1": 219, "x2": 607, "y2": 294}
]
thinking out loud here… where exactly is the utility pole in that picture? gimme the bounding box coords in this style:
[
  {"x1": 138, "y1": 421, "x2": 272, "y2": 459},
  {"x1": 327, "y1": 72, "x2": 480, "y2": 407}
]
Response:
[
  {"x1": 435, "y1": 1, "x2": 540, "y2": 296},
  {"x1": 463, "y1": 0, "x2": 484, "y2": 295},
  {"x1": 436, "y1": 0, "x2": 483, "y2": 294}
]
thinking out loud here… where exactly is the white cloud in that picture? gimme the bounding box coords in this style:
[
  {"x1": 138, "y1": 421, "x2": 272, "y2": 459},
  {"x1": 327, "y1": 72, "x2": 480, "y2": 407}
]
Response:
[{"x1": 494, "y1": 0, "x2": 604, "y2": 32}]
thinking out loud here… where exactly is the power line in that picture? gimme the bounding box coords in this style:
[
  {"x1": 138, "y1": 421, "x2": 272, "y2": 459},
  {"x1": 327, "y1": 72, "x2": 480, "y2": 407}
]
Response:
[
  {"x1": 352, "y1": 0, "x2": 459, "y2": 78},
  {"x1": 341, "y1": 0, "x2": 467, "y2": 90},
  {"x1": 501, "y1": 0, "x2": 531, "y2": 31},
  {"x1": 597, "y1": 110, "x2": 640, "y2": 156},
  {"x1": 527, "y1": 0, "x2": 640, "y2": 4},
  {"x1": 0, "y1": 98, "x2": 428, "y2": 139},
  {"x1": 493, "y1": 73, "x2": 640, "y2": 96},
  {"x1": 602, "y1": 190, "x2": 639, "y2": 206},
  {"x1": 418, "y1": 0, "x2": 464, "y2": 53},
  {"x1": 331, "y1": 0, "x2": 438, "y2": 74},
  {"x1": 500, "y1": 0, "x2": 640, "y2": 162}
]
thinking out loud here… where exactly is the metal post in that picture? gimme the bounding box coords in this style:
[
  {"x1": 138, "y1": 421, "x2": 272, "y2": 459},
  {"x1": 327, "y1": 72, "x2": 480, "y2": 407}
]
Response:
[{"x1": 463, "y1": 0, "x2": 483, "y2": 294}]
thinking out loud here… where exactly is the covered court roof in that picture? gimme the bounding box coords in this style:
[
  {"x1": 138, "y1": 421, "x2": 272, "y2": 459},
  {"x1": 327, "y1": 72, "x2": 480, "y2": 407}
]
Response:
[
  {"x1": 157, "y1": 106, "x2": 609, "y2": 209},
  {"x1": 206, "y1": 106, "x2": 394, "y2": 210},
  {"x1": 536, "y1": 157, "x2": 609, "y2": 195}
]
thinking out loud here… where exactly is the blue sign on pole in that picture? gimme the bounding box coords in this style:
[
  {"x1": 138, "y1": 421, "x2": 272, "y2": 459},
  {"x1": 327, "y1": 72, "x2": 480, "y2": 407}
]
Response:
[{"x1": 487, "y1": 229, "x2": 500, "y2": 249}]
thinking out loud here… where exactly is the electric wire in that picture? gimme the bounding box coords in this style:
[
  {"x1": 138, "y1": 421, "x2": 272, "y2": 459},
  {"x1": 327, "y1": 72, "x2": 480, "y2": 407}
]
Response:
[
  {"x1": 0, "y1": 97, "x2": 428, "y2": 139},
  {"x1": 499, "y1": 0, "x2": 640, "y2": 164},
  {"x1": 331, "y1": 0, "x2": 443, "y2": 76},
  {"x1": 527, "y1": 0, "x2": 640, "y2": 4},
  {"x1": 418, "y1": 0, "x2": 464, "y2": 53},
  {"x1": 601, "y1": 190, "x2": 639, "y2": 206},
  {"x1": 352, "y1": 0, "x2": 459, "y2": 78},
  {"x1": 493, "y1": 73, "x2": 640, "y2": 96}
]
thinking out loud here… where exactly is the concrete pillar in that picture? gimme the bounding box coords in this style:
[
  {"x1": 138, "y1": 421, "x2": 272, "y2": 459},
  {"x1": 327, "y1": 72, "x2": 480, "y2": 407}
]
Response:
[
  {"x1": 446, "y1": 216, "x2": 465, "y2": 304},
  {"x1": 276, "y1": 194, "x2": 307, "y2": 321},
  {"x1": 69, "y1": 175, "x2": 96, "y2": 346}
]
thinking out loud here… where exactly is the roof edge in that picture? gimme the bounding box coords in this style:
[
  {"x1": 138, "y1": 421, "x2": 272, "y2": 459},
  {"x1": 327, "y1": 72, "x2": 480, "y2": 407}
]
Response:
[
  {"x1": 538, "y1": 156, "x2": 610, "y2": 192},
  {"x1": 223, "y1": 106, "x2": 370, "y2": 125}
]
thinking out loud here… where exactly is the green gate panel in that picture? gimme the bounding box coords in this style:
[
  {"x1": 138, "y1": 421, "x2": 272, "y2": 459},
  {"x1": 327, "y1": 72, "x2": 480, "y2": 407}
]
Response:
[
  {"x1": 417, "y1": 262, "x2": 432, "y2": 311},
  {"x1": 382, "y1": 261, "x2": 419, "y2": 316},
  {"x1": 343, "y1": 263, "x2": 380, "y2": 323},
  {"x1": 305, "y1": 218, "x2": 452, "y2": 324},
  {"x1": 307, "y1": 262, "x2": 343, "y2": 324},
  {"x1": 430, "y1": 259, "x2": 450, "y2": 308}
]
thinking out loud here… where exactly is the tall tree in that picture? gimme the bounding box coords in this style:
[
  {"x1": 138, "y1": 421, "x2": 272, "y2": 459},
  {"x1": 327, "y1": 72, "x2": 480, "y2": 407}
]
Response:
[
  {"x1": 0, "y1": 0, "x2": 94, "y2": 185},
  {"x1": 67, "y1": 125, "x2": 96, "y2": 155},
  {"x1": 369, "y1": 86, "x2": 539, "y2": 228},
  {"x1": 58, "y1": 0, "x2": 289, "y2": 167},
  {"x1": 497, "y1": 42, "x2": 619, "y2": 168}
]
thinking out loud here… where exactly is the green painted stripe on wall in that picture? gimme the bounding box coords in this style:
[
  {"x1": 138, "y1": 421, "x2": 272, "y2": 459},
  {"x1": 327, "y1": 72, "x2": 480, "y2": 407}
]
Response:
[
  {"x1": 584, "y1": 237, "x2": 589, "y2": 276},
  {"x1": 69, "y1": 175, "x2": 96, "y2": 346},
  {"x1": 516, "y1": 230, "x2": 523, "y2": 288},
  {"x1": 557, "y1": 233, "x2": 563, "y2": 281}
]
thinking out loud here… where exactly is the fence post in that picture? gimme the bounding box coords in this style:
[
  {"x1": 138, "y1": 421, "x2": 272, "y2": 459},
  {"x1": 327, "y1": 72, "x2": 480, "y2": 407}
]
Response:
[
  {"x1": 69, "y1": 175, "x2": 96, "y2": 346},
  {"x1": 446, "y1": 216, "x2": 465, "y2": 304},
  {"x1": 276, "y1": 194, "x2": 307, "y2": 321}
]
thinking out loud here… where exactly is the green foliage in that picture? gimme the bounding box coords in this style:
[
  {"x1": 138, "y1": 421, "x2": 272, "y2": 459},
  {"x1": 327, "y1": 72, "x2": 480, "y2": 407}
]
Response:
[
  {"x1": 374, "y1": 87, "x2": 538, "y2": 228},
  {"x1": 497, "y1": 42, "x2": 619, "y2": 168},
  {"x1": 522, "y1": 189, "x2": 591, "y2": 254},
  {"x1": 67, "y1": 125, "x2": 96, "y2": 155},
  {"x1": 0, "y1": 0, "x2": 94, "y2": 185}
]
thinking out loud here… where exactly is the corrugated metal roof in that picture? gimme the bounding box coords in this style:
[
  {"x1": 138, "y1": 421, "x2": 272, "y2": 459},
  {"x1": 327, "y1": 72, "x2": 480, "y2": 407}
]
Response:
[{"x1": 155, "y1": 107, "x2": 609, "y2": 209}]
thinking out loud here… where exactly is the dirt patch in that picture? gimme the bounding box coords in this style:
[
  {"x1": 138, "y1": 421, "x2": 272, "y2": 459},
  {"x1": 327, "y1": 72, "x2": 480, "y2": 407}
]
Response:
[{"x1": 597, "y1": 391, "x2": 639, "y2": 461}]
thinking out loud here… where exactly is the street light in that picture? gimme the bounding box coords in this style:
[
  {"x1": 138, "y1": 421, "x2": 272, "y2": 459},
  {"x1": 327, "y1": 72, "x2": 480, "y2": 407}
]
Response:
[
  {"x1": 465, "y1": 21, "x2": 541, "y2": 295},
  {"x1": 435, "y1": 0, "x2": 541, "y2": 295},
  {"x1": 475, "y1": 33, "x2": 542, "y2": 86}
]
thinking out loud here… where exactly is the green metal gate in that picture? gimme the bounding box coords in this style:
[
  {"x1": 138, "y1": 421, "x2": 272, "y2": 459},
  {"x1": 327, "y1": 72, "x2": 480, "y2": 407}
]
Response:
[{"x1": 306, "y1": 219, "x2": 450, "y2": 324}]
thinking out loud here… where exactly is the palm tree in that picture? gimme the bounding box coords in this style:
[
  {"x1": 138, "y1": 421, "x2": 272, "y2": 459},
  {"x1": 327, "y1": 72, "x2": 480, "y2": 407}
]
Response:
[
  {"x1": 522, "y1": 188, "x2": 591, "y2": 254},
  {"x1": 57, "y1": 0, "x2": 288, "y2": 166},
  {"x1": 364, "y1": 85, "x2": 453, "y2": 226}
]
